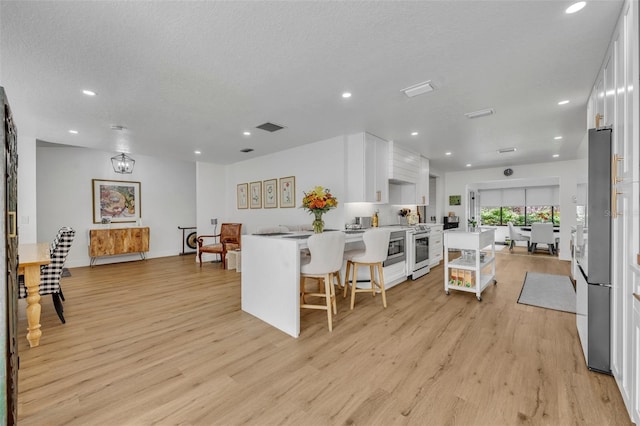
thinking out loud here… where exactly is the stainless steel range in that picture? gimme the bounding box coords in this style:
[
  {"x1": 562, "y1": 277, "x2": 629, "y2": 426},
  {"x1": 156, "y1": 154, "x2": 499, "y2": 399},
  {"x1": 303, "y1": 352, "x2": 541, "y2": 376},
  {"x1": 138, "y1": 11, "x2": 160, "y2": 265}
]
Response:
[{"x1": 407, "y1": 224, "x2": 431, "y2": 279}]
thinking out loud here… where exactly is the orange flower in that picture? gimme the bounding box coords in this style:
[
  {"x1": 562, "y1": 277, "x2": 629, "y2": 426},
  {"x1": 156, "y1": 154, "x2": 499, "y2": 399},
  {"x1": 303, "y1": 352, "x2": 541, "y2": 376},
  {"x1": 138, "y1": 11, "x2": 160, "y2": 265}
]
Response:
[{"x1": 301, "y1": 186, "x2": 338, "y2": 215}]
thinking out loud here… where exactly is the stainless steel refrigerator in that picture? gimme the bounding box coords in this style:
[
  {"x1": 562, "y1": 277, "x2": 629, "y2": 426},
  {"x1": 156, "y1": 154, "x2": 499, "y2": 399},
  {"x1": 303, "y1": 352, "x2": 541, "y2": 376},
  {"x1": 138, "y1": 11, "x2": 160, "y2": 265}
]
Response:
[{"x1": 575, "y1": 127, "x2": 612, "y2": 375}]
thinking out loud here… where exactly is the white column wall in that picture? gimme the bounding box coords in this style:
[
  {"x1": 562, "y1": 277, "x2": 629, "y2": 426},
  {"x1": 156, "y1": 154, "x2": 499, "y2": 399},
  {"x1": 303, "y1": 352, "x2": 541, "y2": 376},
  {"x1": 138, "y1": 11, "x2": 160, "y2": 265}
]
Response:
[{"x1": 195, "y1": 161, "x2": 227, "y2": 262}]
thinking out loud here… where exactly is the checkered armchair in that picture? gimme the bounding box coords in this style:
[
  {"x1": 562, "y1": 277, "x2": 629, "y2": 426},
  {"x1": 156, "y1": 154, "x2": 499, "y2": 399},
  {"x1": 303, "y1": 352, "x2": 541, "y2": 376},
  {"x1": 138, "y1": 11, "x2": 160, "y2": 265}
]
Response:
[{"x1": 19, "y1": 227, "x2": 75, "y2": 323}]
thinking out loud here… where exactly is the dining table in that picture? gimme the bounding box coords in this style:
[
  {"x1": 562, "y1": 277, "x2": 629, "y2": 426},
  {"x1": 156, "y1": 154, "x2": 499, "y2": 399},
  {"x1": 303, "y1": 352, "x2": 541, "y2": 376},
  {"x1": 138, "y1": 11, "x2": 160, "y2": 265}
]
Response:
[
  {"x1": 519, "y1": 226, "x2": 560, "y2": 232},
  {"x1": 18, "y1": 243, "x2": 51, "y2": 347}
]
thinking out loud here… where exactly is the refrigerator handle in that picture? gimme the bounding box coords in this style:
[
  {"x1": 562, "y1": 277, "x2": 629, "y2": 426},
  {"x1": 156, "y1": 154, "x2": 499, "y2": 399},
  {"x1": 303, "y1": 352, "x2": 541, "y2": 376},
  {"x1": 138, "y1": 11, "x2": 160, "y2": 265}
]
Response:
[
  {"x1": 612, "y1": 154, "x2": 623, "y2": 184},
  {"x1": 611, "y1": 154, "x2": 624, "y2": 219}
]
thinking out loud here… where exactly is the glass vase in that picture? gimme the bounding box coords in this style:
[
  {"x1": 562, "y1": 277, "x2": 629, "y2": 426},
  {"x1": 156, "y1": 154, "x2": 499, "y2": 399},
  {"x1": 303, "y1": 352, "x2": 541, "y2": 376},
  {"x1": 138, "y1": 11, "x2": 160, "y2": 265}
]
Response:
[{"x1": 312, "y1": 211, "x2": 325, "y2": 234}]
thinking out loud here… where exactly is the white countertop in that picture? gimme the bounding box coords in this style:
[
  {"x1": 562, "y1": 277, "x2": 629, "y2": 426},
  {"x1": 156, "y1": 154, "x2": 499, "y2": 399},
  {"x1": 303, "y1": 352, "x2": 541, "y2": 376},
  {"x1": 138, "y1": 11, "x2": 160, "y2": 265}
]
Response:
[{"x1": 248, "y1": 230, "x2": 365, "y2": 248}]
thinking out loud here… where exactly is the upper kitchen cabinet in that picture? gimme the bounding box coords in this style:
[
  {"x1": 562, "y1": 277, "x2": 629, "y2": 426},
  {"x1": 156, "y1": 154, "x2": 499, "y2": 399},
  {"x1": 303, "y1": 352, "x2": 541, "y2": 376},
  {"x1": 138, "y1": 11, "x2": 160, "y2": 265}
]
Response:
[
  {"x1": 417, "y1": 156, "x2": 430, "y2": 205},
  {"x1": 388, "y1": 141, "x2": 420, "y2": 184},
  {"x1": 346, "y1": 132, "x2": 388, "y2": 203}
]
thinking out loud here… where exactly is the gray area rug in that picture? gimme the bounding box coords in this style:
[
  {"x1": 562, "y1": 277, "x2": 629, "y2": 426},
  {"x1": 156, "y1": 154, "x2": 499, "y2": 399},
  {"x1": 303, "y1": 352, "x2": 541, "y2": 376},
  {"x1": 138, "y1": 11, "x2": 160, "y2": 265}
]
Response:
[{"x1": 518, "y1": 272, "x2": 576, "y2": 313}]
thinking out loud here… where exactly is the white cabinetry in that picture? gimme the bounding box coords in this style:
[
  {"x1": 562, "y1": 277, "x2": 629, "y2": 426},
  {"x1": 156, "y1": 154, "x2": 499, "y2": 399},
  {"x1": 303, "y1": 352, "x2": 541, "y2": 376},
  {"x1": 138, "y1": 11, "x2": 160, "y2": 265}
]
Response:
[
  {"x1": 444, "y1": 229, "x2": 496, "y2": 301},
  {"x1": 389, "y1": 182, "x2": 416, "y2": 205},
  {"x1": 346, "y1": 132, "x2": 388, "y2": 203},
  {"x1": 427, "y1": 224, "x2": 443, "y2": 266},
  {"x1": 633, "y1": 293, "x2": 640, "y2": 424},
  {"x1": 388, "y1": 141, "x2": 420, "y2": 183},
  {"x1": 417, "y1": 156, "x2": 430, "y2": 205}
]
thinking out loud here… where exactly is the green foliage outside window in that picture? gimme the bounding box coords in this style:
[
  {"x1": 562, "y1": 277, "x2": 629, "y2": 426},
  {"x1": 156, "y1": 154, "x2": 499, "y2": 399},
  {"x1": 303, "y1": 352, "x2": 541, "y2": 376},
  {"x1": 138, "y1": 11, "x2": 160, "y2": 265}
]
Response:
[
  {"x1": 480, "y1": 205, "x2": 560, "y2": 226},
  {"x1": 480, "y1": 207, "x2": 501, "y2": 225}
]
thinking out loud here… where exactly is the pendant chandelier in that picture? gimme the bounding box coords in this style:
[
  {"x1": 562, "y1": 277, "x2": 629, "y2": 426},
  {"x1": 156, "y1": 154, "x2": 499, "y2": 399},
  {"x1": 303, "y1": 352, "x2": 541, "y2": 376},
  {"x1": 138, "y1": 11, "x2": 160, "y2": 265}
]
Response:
[{"x1": 111, "y1": 153, "x2": 135, "y2": 174}]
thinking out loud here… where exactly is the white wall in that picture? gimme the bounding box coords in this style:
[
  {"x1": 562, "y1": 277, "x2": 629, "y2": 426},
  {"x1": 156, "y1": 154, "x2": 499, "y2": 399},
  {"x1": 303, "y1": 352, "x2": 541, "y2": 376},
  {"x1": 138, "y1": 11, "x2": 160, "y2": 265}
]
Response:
[
  {"x1": 443, "y1": 159, "x2": 581, "y2": 260},
  {"x1": 220, "y1": 135, "x2": 347, "y2": 234},
  {"x1": 17, "y1": 135, "x2": 37, "y2": 243},
  {"x1": 195, "y1": 161, "x2": 227, "y2": 262},
  {"x1": 36, "y1": 146, "x2": 196, "y2": 267}
]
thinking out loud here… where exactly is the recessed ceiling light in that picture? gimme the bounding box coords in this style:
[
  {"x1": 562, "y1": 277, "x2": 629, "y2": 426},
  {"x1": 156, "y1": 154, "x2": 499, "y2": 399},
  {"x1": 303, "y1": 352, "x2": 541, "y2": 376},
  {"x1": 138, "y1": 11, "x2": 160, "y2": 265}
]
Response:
[
  {"x1": 554, "y1": 136, "x2": 563, "y2": 140},
  {"x1": 401, "y1": 80, "x2": 435, "y2": 98},
  {"x1": 68, "y1": 130, "x2": 78, "y2": 134},
  {"x1": 411, "y1": 131, "x2": 418, "y2": 136},
  {"x1": 464, "y1": 108, "x2": 495, "y2": 119},
  {"x1": 558, "y1": 100, "x2": 570, "y2": 105},
  {"x1": 243, "y1": 131, "x2": 251, "y2": 136},
  {"x1": 445, "y1": 152, "x2": 452, "y2": 156},
  {"x1": 466, "y1": 163, "x2": 472, "y2": 167},
  {"x1": 342, "y1": 92, "x2": 352, "y2": 99},
  {"x1": 240, "y1": 148, "x2": 254, "y2": 153},
  {"x1": 194, "y1": 150, "x2": 201, "y2": 155},
  {"x1": 553, "y1": 154, "x2": 560, "y2": 158},
  {"x1": 82, "y1": 90, "x2": 96, "y2": 96},
  {"x1": 566, "y1": 2, "x2": 586, "y2": 14}
]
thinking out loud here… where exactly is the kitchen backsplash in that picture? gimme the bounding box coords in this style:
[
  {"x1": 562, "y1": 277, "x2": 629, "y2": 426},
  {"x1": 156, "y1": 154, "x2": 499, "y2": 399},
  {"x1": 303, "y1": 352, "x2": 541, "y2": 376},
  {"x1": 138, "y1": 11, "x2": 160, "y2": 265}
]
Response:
[{"x1": 343, "y1": 203, "x2": 428, "y2": 227}]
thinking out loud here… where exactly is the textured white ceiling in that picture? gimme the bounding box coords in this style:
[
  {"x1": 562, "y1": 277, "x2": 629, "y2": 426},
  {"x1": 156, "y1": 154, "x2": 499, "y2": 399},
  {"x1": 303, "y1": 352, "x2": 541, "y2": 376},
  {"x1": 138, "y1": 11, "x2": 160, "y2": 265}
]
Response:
[{"x1": 0, "y1": 1, "x2": 623, "y2": 171}]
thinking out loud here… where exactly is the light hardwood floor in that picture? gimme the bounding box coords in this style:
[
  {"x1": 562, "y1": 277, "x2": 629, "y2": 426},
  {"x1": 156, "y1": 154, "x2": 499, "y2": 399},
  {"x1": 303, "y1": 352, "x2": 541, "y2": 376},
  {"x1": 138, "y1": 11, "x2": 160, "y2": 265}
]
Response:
[{"x1": 17, "y1": 250, "x2": 631, "y2": 425}]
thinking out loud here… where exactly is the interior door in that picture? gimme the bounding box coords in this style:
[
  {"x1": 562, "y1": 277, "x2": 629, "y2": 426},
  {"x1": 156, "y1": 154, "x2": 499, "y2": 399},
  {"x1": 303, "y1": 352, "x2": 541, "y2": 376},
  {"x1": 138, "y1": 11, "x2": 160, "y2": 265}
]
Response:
[{"x1": 1, "y1": 87, "x2": 19, "y2": 425}]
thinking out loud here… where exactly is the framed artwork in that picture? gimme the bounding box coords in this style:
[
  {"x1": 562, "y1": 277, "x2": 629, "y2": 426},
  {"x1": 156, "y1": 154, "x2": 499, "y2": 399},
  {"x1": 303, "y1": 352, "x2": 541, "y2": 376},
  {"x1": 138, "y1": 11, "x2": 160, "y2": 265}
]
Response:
[
  {"x1": 92, "y1": 179, "x2": 141, "y2": 223},
  {"x1": 263, "y1": 178, "x2": 278, "y2": 208},
  {"x1": 249, "y1": 181, "x2": 262, "y2": 209},
  {"x1": 237, "y1": 183, "x2": 248, "y2": 209},
  {"x1": 279, "y1": 176, "x2": 296, "y2": 208},
  {"x1": 449, "y1": 195, "x2": 461, "y2": 206}
]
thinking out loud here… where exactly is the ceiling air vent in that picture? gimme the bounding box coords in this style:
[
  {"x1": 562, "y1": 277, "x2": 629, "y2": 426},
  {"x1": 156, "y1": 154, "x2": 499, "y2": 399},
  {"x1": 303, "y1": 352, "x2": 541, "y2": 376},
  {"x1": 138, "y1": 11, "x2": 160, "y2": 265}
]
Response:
[
  {"x1": 240, "y1": 148, "x2": 254, "y2": 153},
  {"x1": 255, "y1": 122, "x2": 285, "y2": 132},
  {"x1": 498, "y1": 147, "x2": 517, "y2": 154},
  {"x1": 401, "y1": 80, "x2": 435, "y2": 98},
  {"x1": 464, "y1": 108, "x2": 495, "y2": 119}
]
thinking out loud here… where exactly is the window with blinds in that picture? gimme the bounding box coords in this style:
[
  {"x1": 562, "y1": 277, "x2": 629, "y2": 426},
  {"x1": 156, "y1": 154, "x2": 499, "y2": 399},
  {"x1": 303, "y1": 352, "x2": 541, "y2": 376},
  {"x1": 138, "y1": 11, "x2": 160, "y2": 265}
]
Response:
[{"x1": 478, "y1": 186, "x2": 560, "y2": 226}]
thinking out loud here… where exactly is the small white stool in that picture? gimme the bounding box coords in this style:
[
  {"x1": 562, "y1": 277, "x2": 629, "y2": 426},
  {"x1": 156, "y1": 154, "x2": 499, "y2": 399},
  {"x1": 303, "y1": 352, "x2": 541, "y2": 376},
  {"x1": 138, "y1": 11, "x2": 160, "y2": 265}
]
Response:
[{"x1": 226, "y1": 250, "x2": 240, "y2": 270}]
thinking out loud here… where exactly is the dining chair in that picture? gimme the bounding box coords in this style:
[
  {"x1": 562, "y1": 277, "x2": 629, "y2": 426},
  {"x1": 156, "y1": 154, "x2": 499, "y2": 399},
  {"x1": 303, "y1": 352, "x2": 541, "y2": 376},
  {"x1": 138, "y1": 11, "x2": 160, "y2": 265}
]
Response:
[
  {"x1": 197, "y1": 223, "x2": 242, "y2": 269},
  {"x1": 19, "y1": 227, "x2": 75, "y2": 323},
  {"x1": 529, "y1": 223, "x2": 555, "y2": 255},
  {"x1": 343, "y1": 228, "x2": 391, "y2": 310},
  {"x1": 508, "y1": 222, "x2": 530, "y2": 251},
  {"x1": 300, "y1": 231, "x2": 346, "y2": 332}
]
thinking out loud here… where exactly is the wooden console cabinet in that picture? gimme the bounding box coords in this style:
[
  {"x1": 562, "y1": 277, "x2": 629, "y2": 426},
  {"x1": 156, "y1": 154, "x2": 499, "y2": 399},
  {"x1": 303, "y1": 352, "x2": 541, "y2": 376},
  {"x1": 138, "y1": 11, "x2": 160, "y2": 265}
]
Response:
[{"x1": 89, "y1": 227, "x2": 150, "y2": 266}]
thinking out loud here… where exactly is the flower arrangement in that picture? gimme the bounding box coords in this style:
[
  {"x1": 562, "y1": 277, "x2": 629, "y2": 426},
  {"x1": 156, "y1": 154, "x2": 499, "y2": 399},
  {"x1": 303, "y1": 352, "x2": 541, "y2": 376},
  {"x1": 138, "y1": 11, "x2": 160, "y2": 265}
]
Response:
[
  {"x1": 398, "y1": 208, "x2": 411, "y2": 217},
  {"x1": 468, "y1": 217, "x2": 477, "y2": 229},
  {"x1": 301, "y1": 186, "x2": 338, "y2": 233}
]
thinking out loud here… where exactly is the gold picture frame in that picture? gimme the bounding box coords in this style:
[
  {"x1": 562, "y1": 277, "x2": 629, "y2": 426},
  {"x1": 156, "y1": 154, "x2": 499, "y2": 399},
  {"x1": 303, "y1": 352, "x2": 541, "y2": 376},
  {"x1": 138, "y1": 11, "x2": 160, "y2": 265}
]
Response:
[
  {"x1": 279, "y1": 176, "x2": 296, "y2": 208},
  {"x1": 250, "y1": 181, "x2": 262, "y2": 209},
  {"x1": 237, "y1": 183, "x2": 248, "y2": 209},
  {"x1": 263, "y1": 178, "x2": 278, "y2": 208}
]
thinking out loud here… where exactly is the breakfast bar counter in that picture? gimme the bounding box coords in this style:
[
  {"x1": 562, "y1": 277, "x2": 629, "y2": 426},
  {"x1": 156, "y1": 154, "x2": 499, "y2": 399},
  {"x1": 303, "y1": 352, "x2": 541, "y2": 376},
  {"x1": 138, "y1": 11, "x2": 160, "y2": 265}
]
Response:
[{"x1": 241, "y1": 231, "x2": 364, "y2": 337}]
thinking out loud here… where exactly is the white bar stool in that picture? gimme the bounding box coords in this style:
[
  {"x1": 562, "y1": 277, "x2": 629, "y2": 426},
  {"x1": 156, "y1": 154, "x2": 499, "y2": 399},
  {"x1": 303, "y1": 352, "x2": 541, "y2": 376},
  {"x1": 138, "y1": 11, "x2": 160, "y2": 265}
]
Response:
[
  {"x1": 343, "y1": 228, "x2": 391, "y2": 310},
  {"x1": 300, "y1": 231, "x2": 346, "y2": 332}
]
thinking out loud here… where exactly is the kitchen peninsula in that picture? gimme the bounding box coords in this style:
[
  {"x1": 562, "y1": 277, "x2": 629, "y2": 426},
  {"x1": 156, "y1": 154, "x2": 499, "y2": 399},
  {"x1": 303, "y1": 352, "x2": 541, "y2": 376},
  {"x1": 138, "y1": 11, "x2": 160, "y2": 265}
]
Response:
[{"x1": 241, "y1": 230, "x2": 406, "y2": 337}]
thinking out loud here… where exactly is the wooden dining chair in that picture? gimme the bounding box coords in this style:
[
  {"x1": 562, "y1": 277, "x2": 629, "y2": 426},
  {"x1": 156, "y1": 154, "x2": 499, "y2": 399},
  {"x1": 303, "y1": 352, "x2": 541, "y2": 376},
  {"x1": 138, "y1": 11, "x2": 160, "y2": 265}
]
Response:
[{"x1": 197, "y1": 223, "x2": 242, "y2": 269}]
